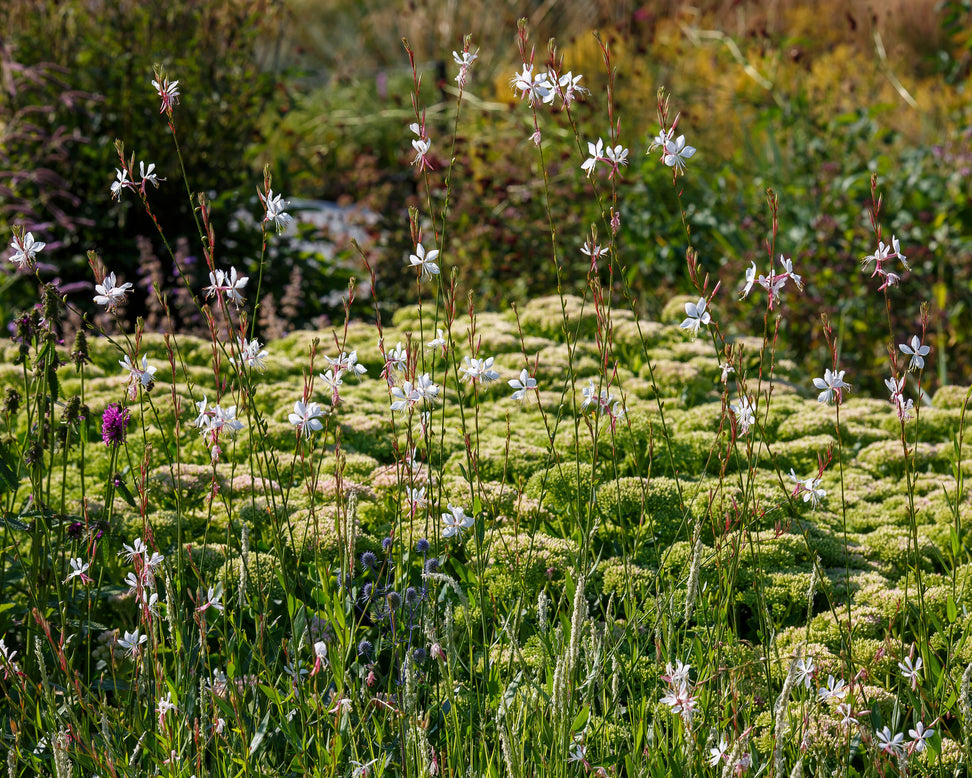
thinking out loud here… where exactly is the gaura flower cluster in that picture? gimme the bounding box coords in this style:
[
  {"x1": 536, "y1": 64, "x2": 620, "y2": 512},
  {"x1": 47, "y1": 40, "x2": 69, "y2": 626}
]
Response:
[
  {"x1": 788, "y1": 469, "x2": 827, "y2": 509},
  {"x1": 204, "y1": 267, "x2": 249, "y2": 309},
  {"x1": 581, "y1": 137, "x2": 629, "y2": 179},
  {"x1": 510, "y1": 65, "x2": 588, "y2": 109},
  {"x1": 660, "y1": 659, "x2": 696, "y2": 726},
  {"x1": 110, "y1": 161, "x2": 162, "y2": 200},
  {"x1": 862, "y1": 235, "x2": 908, "y2": 290},
  {"x1": 119, "y1": 354, "x2": 157, "y2": 400},
  {"x1": 648, "y1": 126, "x2": 697, "y2": 175},
  {"x1": 740, "y1": 256, "x2": 803, "y2": 309},
  {"x1": 193, "y1": 395, "x2": 244, "y2": 462},
  {"x1": 581, "y1": 378, "x2": 625, "y2": 429},
  {"x1": 319, "y1": 349, "x2": 367, "y2": 406}
]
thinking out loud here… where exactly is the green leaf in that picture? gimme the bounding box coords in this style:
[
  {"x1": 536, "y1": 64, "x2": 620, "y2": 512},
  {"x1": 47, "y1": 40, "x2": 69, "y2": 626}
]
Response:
[
  {"x1": 249, "y1": 709, "x2": 271, "y2": 756},
  {"x1": 947, "y1": 594, "x2": 958, "y2": 624},
  {"x1": 571, "y1": 703, "x2": 590, "y2": 732}
]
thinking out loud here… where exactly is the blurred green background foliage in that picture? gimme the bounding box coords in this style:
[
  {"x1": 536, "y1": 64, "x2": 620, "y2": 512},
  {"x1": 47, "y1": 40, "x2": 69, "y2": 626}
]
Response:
[{"x1": 2, "y1": 0, "x2": 970, "y2": 394}]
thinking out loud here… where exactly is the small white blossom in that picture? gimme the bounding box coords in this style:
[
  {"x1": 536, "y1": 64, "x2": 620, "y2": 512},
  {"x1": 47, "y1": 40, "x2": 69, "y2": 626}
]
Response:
[
  {"x1": 409, "y1": 243, "x2": 440, "y2": 281},
  {"x1": 289, "y1": 400, "x2": 326, "y2": 434},
  {"x1": 94, "y1": 272, "x2": 134, "y2": 312},
  {"x1": 679, "y1": 297, "x2": 711, "y2": 340},
  {"x1": 110, "y1": 168, "x2": 132, "y2": 200},
  {"x1": 204, "y1": 267, "x2": 249, "y2": 308},
  {"x1": 730, "y1": 395, "x2": 755, "y2": 435},
  {"x1": 459, "y1": 355, "x2": 500, "y2": 383},
  {"x1": 8, "y1": 231, "x2": 46, "y2": 269},
  {"x1": 442, "y1": 504, "x2": 475, "y2": 538},
  {"x1": 508, "y1": 368, "x2": 537, "y2": 401},
  {"x1": 899, "y1": 335, "x2": 930, "y2": 373},
  {"x1": 813, "y1": 368, "x2": 849, "y2": 405},
  {"x1": 662, "y1": 134, "x2": 697, "y2": 173},
  {"x1": 261, "y1": 189, "x2": 293, "y2": 233},
  {"x1": 116, "y1": 628, "x2": 148, "y2": 660},
  {"x1": 231, "y1": 337, "x2": 269, "y2": 371}
]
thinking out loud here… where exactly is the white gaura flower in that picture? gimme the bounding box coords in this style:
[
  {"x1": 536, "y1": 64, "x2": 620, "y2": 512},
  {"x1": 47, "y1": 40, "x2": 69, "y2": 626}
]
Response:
[
  {"x1": 289, "y1": 400, "x2": 326, "y2": 434},
  {"x1": 581, "y1": 138, "x2": 604, "y2": 178},
  {"x1": 459, "y1": 355, "x2": 499, "y2": 383},
  {"x1": 116, "y1": 628, "x2": 148, "y2": 660},
  {"x1": 409, "y1": 242, "x2": 440, "y2": 281},
  {"x1": 730, "y1": 395, "x2": 755, "y2": 435},
  {"x1": 261, "y1": 189, "x2": 293, "y2": 233},
  {"x1": 442, "y1": 504, "x2": 475, "y2": 538},
  {"x1": 679, "y1": 297, "x2": 710, "y2": 340},
  {"x1": 740, "y1": 261, "x2": 757, "y2": 299},
  {"x1": 119, "y1": 354, "x2": 157, "y2": 393},
  {"x1": 231, "y1": 337, "x2": 269, "y2": 371},
  {"x1": 8, "y1": 231, "x2": 46, "y2": 269},
  {"x1": 508, "y1": 368, "x2": 537, "y2": 401},
  {"x1": 899, "y1": 335, "x2": 930, "y2": 372},
  {"x1": 204, "y1": 267, "x2": 249, "y2": 308},
  {"x1": 813, "y1": 368, "x2": 849, "y2": 405},
  {"x1": 94, "y1": 272, "x2": 134, "y2": 312},
  {"x1": 662, "y1": 134, "x2": 697, "y2": 173},
  {"x1": 110, "y1": 168, "x2": 132, "y2": 200}
]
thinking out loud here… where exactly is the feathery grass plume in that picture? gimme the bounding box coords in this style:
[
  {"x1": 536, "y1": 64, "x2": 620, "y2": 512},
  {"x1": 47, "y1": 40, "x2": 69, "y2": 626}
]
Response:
[
  {"x1": 343, "y1": 490, "x2": 357, "y2": 582},
  {"x1": 198, "y1": 672, "x2": 209, "y2": 736},
  {"x1": 774, "y1": 646, "x2": 803, "y2": 778},
  {"x1": 788, "y1": 759, "x2": 804, "y2": 778},
  {"x1": 128, "y1": 733, "x2": 145, "y2": 769},
  {"x1": 721, "y1": 733, "x2": 749, "y2": 778},
  {"x1": 52, "y1": 729, "x2": 72, "y2": 778},
  {"x1": 7, "y1": 740, "x2": 16, "y2": 778},
  {"x1": 497, "y1": 710, "x2": 516, "y2": 777},
  {"x1": 422, "y1": 571, "x2": 468, "y2": 608},
  {"x1": 568, "y1": 575, "x2": 587, "y2": 681},
  {"x1": 538, "y1": 589, "x2": 550, "y2": 631},
  {"x1": 164, "y1": 568, "x2": 178, "y2": 645},
  {"x1": 34, "y1": 637, "x2": 49, "y2": 698}
]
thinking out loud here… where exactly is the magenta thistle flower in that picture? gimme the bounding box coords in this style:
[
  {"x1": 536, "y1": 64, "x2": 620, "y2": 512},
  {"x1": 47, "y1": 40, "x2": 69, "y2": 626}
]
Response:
[{"x1": 101, "y1": 403, "x2": 130, "y2": 446}]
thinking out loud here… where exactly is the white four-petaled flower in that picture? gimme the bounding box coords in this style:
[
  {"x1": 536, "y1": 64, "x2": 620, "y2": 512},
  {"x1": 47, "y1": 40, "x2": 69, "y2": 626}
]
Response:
[
  {"x1": 8, "y1": 231, "x2": 46, "y2": 269},
  {"x1": 508, "y1": 369, "x2": 537, "y2": 401},
  {"x1": 204, "y1": 267, "x2": 249, "y2": 308},
  {"x1": 409, "y1": 243, "x2": 440, "y2": 281},
  {"x1": 662, "y1": 134, "x2": 697, "y2": 173},
  {"x1": 289, "y1": 400, "x2": 326, "y2": 434},
  {"x1": 460, "y1": 355, "x2": 500, "y2": 383},
  {"x1": 94, "y1": 272, "x2": 134, "y2": 312},
  {"x1": 442, "y1": 503, "x2": 475, "y2": 538},
  {"x1": 261, "y1": 189, "x2": 293, "y2": 233},
  {"x1": 813, "y1": 368, "x2": 848, "y2": 405},
  {"x1": 679, "y1": 297, "x2": 711, "y2": 340},
  {"x1": 899, "y1": 335, "x2": 930, "y2": 373}
]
